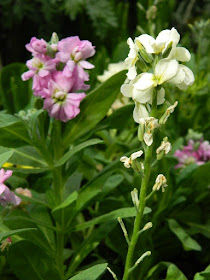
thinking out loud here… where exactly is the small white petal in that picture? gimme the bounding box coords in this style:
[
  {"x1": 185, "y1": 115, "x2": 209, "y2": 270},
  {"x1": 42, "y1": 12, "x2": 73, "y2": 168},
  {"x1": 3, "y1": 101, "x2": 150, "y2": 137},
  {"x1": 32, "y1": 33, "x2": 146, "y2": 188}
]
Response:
[
  {"x1": 126, "y1": 65, "x2": 137, "y2": 80},
  {"x1": 144, "y1": 133, "x2": 153, "y2": 146},
  {"x1": 131, "y1": 150, "x2": 143, "y2": 160},
  {"x1": 133, "y1": 102, "x2": 149, "y2": 123},
  {"x1": 155, "y1": 59, "x2": 179, "y2": 84},
  {"x1": 176, "y1": 65, "x2": 194, "y2": 90},
  {"x1": 121, "y1": 83, "x2": 133, "y2": 97},
  {"x1": 157, "y1": 88, "x2": 165, "y2": 105},
  {"x1": 133, "y1": 87, "x2": 153, "y2": 104},
  {"x1": 134, "y1": 73, "x2": 155, "y2": 91},
  {"x1": 172, "y1": 47, "x2": 191, "y2": 62},
  {"x1": 168, "y1": 65, "x2": 185, "y2": 85},
  {"x1": 135, "y1": 34, "x2": 156, "y2": 53}
]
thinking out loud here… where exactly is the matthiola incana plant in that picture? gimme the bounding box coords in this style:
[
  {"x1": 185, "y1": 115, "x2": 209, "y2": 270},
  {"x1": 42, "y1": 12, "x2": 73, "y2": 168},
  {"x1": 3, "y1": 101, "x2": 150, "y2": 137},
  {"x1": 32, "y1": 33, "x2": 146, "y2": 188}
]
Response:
[{"x1": 106, "y1": 27, "x2": 195, "y2": 280}]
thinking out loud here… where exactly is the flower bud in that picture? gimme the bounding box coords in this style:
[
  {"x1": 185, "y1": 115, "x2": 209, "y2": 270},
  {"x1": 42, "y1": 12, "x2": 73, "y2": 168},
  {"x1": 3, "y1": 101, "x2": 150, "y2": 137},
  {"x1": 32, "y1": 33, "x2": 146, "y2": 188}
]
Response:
[
  {"x1": 136, "y1": 57, "x2": 148, "y2": 72},
  {"x1": 50, "y1": 32, "x2": 59, "y2": 44},
  {"x1": 153, "y1": 174, "x2": 167, "y2": 192},
  {"x1": 156, "y1": 137, "x2": 172, "y2": 160},
  {"x1": 162, "y1": 41, "x2": 173, "y2": 58},
  {"x1": 159, "y1": 101, "x2": 178, "y2": 125},
  {"x1": 131, "y1": 188, "x2": 139, "y2": 210},
  {"x1": 135, "y1": 40, "x2": 153, "y2": 64}
]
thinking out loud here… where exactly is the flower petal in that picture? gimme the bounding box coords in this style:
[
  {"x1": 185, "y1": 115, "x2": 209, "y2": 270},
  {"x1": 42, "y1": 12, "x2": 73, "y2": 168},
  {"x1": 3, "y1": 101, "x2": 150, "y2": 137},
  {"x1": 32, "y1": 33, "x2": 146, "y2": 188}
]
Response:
[
  {"x1": 133, "y1": 102, "x2": 149, "y2": 123},
  {"x1": 155, "y1": 59, "x2": 179, "y2": 84},
  {"x1": 134, "y1": 73, "x2": 155, "y2": 91}
]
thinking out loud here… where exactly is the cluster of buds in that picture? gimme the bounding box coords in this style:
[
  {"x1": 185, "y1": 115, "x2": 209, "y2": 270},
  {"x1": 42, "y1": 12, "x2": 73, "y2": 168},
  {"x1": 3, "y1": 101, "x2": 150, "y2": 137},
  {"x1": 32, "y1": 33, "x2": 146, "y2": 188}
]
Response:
[{"x1": 22, "y1": 33, "x2": 95, "y2": 122}]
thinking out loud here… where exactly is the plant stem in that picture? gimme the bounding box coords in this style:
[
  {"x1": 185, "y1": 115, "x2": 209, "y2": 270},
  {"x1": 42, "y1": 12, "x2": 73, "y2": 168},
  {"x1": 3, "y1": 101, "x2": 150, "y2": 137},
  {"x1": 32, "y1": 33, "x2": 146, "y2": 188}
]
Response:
[
  {"x1": 122, "y1": 145, "x2": 153, "y2": 280},
  {"x1": 122, "y1": 90, "x2": 157, "y2": 280}
]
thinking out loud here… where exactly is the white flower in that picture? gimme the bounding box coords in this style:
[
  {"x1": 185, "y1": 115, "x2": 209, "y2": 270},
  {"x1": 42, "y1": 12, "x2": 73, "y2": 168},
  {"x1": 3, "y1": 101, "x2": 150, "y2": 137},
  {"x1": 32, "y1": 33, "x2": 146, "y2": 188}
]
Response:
[
  {"x1": 120, "y1": 150, "x2": 143, "y2": 168},
  {"x1": 169, "y1": 64, "x2": 194, "y2": 90},
  {"x1": 136, "y1": 27, "x2": 180, "y2": 54},
  {"x1": 125, "y1": 38, "x2": 139, "y2": 80},
  {"x1": 97, "y1": 61, "x2": 127, "y2": 82},
  {"x1": 142, "y1": 117, "x2": 160, "y2": 146},
  {"x1": 156, "y1": 138, "x2": 172, "y2": 155},
  {"x1": 153, "y1": 174, "x2": 167, "y2": 192}
]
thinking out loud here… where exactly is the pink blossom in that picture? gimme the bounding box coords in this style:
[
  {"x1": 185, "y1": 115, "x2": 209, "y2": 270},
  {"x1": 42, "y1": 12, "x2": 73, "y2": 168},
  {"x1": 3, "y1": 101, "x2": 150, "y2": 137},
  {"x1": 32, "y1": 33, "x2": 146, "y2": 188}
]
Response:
[
  {"x1": 0, "y1": 169, "x2": 21, "y2": 207},
  {"x1": 26, "y1": 37, "x2": 47, "y2": 55},
  {"x1": 43, "y1": 72, "x2": 86, "y2": 122},
  {"x1": 174, "y1": 139, "x2": 210, "y2": 168},
  {"x1": 21, "y1": 54, "x2": 57, "y2": 98},
  {"x1": 56, "y1": 36, "x2": 95, "y2": 79}
]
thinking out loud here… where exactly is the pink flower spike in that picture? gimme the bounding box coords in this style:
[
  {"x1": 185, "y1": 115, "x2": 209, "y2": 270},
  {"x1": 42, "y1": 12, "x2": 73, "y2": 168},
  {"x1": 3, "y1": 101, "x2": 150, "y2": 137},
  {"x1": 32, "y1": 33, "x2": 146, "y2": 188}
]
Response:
[{"x1": 26, "y1": 37, "x2": 47, "y2": 55}]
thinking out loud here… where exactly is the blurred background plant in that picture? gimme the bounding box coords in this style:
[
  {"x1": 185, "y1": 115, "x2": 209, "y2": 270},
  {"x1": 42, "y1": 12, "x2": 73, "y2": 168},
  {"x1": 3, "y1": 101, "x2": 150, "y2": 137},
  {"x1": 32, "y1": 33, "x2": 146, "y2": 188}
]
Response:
[{"x1": 0, "y1": 0, "x2": 209, "y2": 280}]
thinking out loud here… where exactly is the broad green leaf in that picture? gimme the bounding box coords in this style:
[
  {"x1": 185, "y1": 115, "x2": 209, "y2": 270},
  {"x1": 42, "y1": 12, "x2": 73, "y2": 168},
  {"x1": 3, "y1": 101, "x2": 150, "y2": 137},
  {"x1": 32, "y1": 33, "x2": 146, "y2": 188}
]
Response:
[
  {"x1": 176, "y1": 163, "x2": 198, "y2": 184},
  {"x1": 102, "y1": 174, "x2": 124, "y2": 194},
  {"x1": 0, "y1": 113, "x2": 31, "y2": 147},
  {"x1": 76, "y1": 171, "x2": 114, "y2": 211},
  {"x1": 66, "y1": 222, "x2": 115, "y2": 277},
  {"x1": 0, "y1": 228, "x2": 37, "y2": 242},
  {"x1": 146, "y1": 262, "x2": 186, "y2": 280},
  {"x1": 168, "y1": 219, "x2": 202, "y2": 251},
  {"x1": 68, "y1": 263, "x2": 108, "y2": 280},
  {"x1": 165, "y1": 264, "x2": 188, "y2": 280},
  {"x1": 8, "y1": 240, "x2": 60, "y2": 280},
  {"x1": 194, "y1": 265, "x2": 210, "y2": 280},
  {"x1": 56, "y1": 138, "x2": 103, "y2": 167},
  {"x1": 62, "y1": 70, "x2": 126, "y2": 146},
  {"x1": 101, "y1": 103, "x2": 134, "y2": 130},
  {"x1": 0, "y1": 63, "x2": 32, "y2": 113},
  {"x1": 0, "y1": 150, "x2": 14, "y2": 167},
  {"x1": 73, "y1": 207, "x2": 151, "y2": 231},
  {"x1": 52, "y1": 191, "x2": 78, "y2": 212},
  {"x1": 2, "y1": 146, "x2": 48, "y2": 173}
]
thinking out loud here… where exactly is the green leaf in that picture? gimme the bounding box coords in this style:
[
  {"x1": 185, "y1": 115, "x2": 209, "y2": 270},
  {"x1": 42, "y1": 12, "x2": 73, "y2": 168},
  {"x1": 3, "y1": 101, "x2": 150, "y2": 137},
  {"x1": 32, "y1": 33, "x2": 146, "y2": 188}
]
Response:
[
  {"x1": 0, "y1": 63, "x2": 32, "y2": 113},
  {"x1": 165, "y1": 264, "x2": 188, "y2": 280},
  {"x1": 52, "y1": 191, "x2": 78, "y2": 213},
  {"x1": 8, "y1": 240, "x2": 60, "y2": 280},
  {"x1": 168, "y1": 219, "x2": 202, "y2": 251},
  {"x1": 68, "y1": 263, "x2": 108, "y2": 280},
  {"x1": 176, "y1": 163, "x2": 198, "y2": 184},
  {"x1": 0, "y1": 112, "x2": 31, "y2": 147},
  {"x1": 194, "y1": 265, "x2": 210, "y2": 280},
  {"x1": 146, "y1": 262, "x2": 187, "y2": 280},
  {"x1": 66, "y1": 222, "x2": 115, "y2": 277},
  {"x1": 73, "y1": 207, "x2": 151, "y2": 231},
  {"x1": 0, "y1": 228, "x2": 37, "y2": 242},
  {"x1": 0, "y1": 150, "x2": 14, "y2": 167},
  {"x1": 56, "y1": 138, "x2": 103, "y2": 167},
  {"x1": 63, "y1": 70, "x2": 126, "y2": 146}
]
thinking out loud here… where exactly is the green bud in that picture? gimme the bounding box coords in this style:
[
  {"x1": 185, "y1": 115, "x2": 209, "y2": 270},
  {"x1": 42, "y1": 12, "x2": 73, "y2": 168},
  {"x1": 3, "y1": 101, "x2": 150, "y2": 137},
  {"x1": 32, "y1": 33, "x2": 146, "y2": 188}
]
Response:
[
  {"x1": 136, "y1": 57, "x2": 148, "y2": 72},
  {"x1": 50, "y1": 32, "x2": 59, "y2": 44},
  {"x1": 138, "y1": 122, "x2": 144, "y2": 142},
  {"x1": 162, "y1": 41, "x2": 173, "y2": 58},
  {"x1": 156, "y1": 150, "x2": 165, "y2": 160},
  {"x1": 46, "y1": 44, "x2": 56, "y2": 58},
  {"x1": 135, "y1": 40, "x2": 153, "y2": 64},
  {"x1": 131, "y1": 159, "x2": 144, "y2": 173}
]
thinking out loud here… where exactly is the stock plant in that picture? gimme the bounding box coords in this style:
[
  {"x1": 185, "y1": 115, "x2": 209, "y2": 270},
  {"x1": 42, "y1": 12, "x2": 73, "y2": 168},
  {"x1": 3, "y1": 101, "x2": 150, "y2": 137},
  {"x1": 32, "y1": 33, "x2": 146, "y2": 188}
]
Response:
[{"x1": 0, "y1": 24, "x2": 209, "y2": 280}]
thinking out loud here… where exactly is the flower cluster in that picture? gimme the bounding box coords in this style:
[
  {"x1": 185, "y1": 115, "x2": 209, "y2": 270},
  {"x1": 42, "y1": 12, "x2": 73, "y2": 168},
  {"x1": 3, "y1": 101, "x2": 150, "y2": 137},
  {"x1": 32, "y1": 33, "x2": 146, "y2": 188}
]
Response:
[
  {"x1": 0, "y1": 169, "x2": 21, "y2": 207},
  {"x1": 22, "y1": 33, "x2": 95, "y2": 122},
  {"x1": 174, "y1": 139, "x2": 210, "y2": 168},
  {"x1": 121, "y1": 27, "x2": 194, "y2": 123}
]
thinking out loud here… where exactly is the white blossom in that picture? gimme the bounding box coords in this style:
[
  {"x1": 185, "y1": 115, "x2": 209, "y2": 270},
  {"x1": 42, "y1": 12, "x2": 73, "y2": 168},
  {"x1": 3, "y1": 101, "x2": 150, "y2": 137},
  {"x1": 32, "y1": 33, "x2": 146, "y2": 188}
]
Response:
[{"x1": 153, "y1": 174, "x2": 167, "y2": 192}]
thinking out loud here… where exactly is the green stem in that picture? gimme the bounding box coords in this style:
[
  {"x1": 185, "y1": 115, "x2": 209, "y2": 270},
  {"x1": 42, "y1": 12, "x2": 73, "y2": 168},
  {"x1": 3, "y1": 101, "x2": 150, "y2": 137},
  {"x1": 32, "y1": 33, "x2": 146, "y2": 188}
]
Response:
[
  {"x1": 122, "y1": 146, "x2": 153, "y2": 280},
  {"x1": 122, "y1": 90, "x2": 157, "y2": 280}
]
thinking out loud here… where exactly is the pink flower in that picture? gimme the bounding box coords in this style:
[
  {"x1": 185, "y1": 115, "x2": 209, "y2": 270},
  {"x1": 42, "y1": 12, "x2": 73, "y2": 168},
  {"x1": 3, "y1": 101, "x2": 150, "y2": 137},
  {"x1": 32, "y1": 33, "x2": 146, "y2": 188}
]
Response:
[
  {"x1": 56, "y1": 36, "x2": 95, "y2": 80},
  {"x1": 26, "y1": 37, "x2": 47, "y2": 55},
  {"x1": 21, "y1": 54, "x2": 57, "y2": 98},
  {"x1": 43, "y1": 72, "x2": 86, "y2": 122},
  {"x1": 174, "y1": 139, "x2": 210, "y2": 168},
  {"x1": 0, "y1": 169, "x2": 21, "y2": 207}
]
